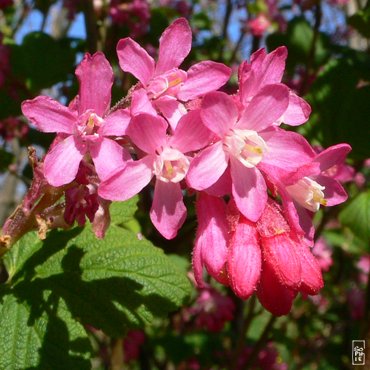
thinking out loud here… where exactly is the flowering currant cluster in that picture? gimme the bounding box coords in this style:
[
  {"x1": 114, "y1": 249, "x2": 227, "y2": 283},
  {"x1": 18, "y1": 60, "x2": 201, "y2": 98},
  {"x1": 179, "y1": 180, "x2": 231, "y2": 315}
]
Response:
[{"x1": 17, "y1": 18, "x2": 351, "y2": 315}]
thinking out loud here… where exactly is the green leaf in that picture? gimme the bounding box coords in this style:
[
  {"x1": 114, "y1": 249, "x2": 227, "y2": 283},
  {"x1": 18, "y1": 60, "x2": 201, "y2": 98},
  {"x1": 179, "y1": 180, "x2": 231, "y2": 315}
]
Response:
[
  {"x1": 10, "y1": 32, "x2": 75, "y2": 91},
  {"x1": 109, "y1": 196, "x2": 139, "y2": 226},
  {"x1": 0, "y1": 292, "x2": 92, "y2": 370},
  {"x1": 305, "y1": 57, "x2": 370, "y2": 159},
  {"x1": 348, "y1": 8, "x2": 370, "y2": 38},
  {"x1": 339, "y1": 190, "x2": 370, "y2": 245}
]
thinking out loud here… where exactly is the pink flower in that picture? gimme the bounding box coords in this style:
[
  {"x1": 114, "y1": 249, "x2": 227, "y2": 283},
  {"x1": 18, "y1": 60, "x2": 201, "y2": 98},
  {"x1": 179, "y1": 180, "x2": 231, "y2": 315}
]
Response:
[
  {"x1": 247, "y1": 14, "x2": 271, "y2": 37},
  {"x1": 357, "y1": 255, "x2": 370, "y2": 285},
  {"x1": 262, "y1": 143, "x2": 351, "y2": 241},
  {"x1": 183, "y1": 287, "x2": 235, "y2": 332},
  {"x1": 99, "y1": 111, "x2": 212, "y2": 239},
  {"x1": 116, "y1": 18, "x2": 231, "y2": 129},
  {"x1": 22, "y1": 52, "x2": 131, "y2": 187},
  {"x1": 193, "y1": 196, "x2": 323, "y2": 316},
  {"x1": 312, "y1": 237, "x2": 333, "y2": 272},
  {"x1": 238, "y1": 46, "x2": 311, "y2": 126},
  {"x1": 186, "y1": 86, "x2": 309, "y2": 222}
]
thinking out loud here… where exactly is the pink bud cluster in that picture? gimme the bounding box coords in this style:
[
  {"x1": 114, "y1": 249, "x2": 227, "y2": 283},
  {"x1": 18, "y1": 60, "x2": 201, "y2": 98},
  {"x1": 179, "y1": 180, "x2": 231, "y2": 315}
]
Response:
[{"x1": 20, "y1": 18, "x2": 351, "y2": 315}]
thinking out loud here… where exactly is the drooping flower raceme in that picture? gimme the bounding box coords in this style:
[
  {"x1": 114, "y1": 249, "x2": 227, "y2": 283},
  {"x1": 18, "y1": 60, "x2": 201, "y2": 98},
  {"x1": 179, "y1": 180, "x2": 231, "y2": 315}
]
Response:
[{"x1": 22, "y1": 52, "x2": 131, "y2": 187}]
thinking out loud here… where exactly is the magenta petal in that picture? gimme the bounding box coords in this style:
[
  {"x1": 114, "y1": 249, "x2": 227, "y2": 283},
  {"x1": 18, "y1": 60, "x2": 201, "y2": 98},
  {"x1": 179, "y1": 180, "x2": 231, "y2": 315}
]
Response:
[
  {"x1": 192, "y1": 234, "x2": 206, "y2": 287},
  {"x1": 261, "y1": 233, "x2": 302, "y2": 289},
  {"x1": 186, "y1": 141, "x2": 228, "y2": 190},
  {"x1": 230, "y1": 161, "x2": 267, "y2": 222},
  {"x1": 128, "y1": 113, "x2": 168, "y2": 154},
  {"x1": 150, "y1": 180, "x2": 186, "y2": 239},
  {"x1": 237, "y1": 84, "x2": 289, "y2": 131},
  {"x1": 131, "y1": 88, "x2": 157, "y2": 116},
  {"x1": 99, "y1": 109, "x2": 131, "y2": 136},
  {"x1": 194, "y1": 193, "x2": 229, "y2": 284},
  {"x1": 261, "y1": 127, "x2": 316, "y2": 170},
  {"x1": 204, "y1": 168, "x2": 232, "y2": 197},
  {"x1": 44, "y1": 135, "x2": 86, "y2": 187},
  {"x1": 177, "y1": 61, "x2": 231, "y2": 101},
  {"x1": 90, "y1": 138, "x2": 131, "y2": 181},
  {"x1": 170, "y1": 110, "x2": 213, "y2": 152},
  {"x1": 201, "y1": 91, "x2": 238, "y2": 137},
  {"x1": 314, "y1": 143, "x2": 352, "y2": 171},
  {"x1": 240, "y1": 46, "x2": 287, "y2": 103},
  {"x1": 98, "y1": 156, "x2": 154, "y2": 201},
  {"x1": 299, "y1": 245, "x2": 324, "y2": 295},
  {"x1": 257, "y1": 261, "x2": 296, "y2": 316},
  {"x1": 228, "y1": 219, "x2": 261, "y2": 299},
  {"x1": 22, "y1": 96, "x2": 76, "y2": 134},
  {"x1": 154, "y1": 95, "x2": 187, "y2": 130},
  {"x1": 282, "y1": 92, "x2": 311, "y2": 126},
  {"x1": 155, "y1": 18, "x2": 192, "y2": 75},
  {"x1": 75, "y1": 52, "x2": 113, "y2": 116},
  {"x1": 117, "y1": 38, "x2": 155, "y2": 85},
  {"x1": 316, "y1": 175, "x2": 348, "y2": 206}
]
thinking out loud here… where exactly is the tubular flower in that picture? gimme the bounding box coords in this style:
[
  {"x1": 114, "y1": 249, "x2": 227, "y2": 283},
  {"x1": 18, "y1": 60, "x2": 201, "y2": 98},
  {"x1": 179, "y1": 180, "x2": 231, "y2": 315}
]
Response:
[
  {"x1": 22, "y1": 52, "x2": 131, "y2": 187},
  {"x1": 193, "y1": 196, "x2": 323, "y2": 316}
]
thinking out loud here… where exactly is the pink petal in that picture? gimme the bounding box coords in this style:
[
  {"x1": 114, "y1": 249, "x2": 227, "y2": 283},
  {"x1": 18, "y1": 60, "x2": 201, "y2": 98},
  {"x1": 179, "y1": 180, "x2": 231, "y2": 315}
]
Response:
[
  {"x1": 240, "y1": 47, "x2": 287, "y2": 103},
  {"x1": 204, "y1": 168, "x2": 232, "y2": 197},
  {"x1": 98, "y1": 156, "x2": 154, "y2": 201},
  {"x1": 186, "y1": 141, "x2": 228, "y2": 190},
  {"x1": 44, "y1": 135, "x2": 86, "y2": 187},
  {"x1": 228, "y1": 218, "x2": 261, "y2": 299},
  {"x1": 75, "y1": 52, "x2": 113, "y2": 117},
  {"x1": 192, "y1": 233, "x2": 206, "y2": 288},
  {"x1": 201, "y1": 91, "x2": 238, "y2": 137},
  {"x1": 128, "y1": 113, "x2": 168, "y2": 154},
  {"x1": 230, "y1": 160, "x2": 267, "y2": 222},
  {"x1": 282, "y1": 92, "x2": 311, "y2": 126},
  {"x1": 237, "y1": 84, "x2": 289, "y2": 132},
  {"x1": 131, "y1": 88, "x2": 157, "y2": 116},
  {"x1": 155, "y1": 18, "x2": 192, "y2": 75},
  {"x1": 170, "y1": 110, "x2": 212, "y2": 152},
  {"x1": 99, "y1": 109, "x2": 131, "y2": 137},
  {"x1": 150, "y1": 180, "x2": 186, "y2": 239},
  {"x1": 90, "y1": 138, "x2": 131, "y2": 181},
  {"x1": 154, "y1": 95, "x2": 187, "y2": 130},
  {"x1": 261, "y1": 127, "x2": 316, "y2": 170},
  {"x1": 22, "y1": 96, "x2": 76, "y2": 134},
  {"x1": 257, "y1": 261, "x2": 296, "y2": 316},
  {"x1": 299, "y1": 245, "x2": 324, "y2": 295},
  {"x1": 316, "y1": 175, "x2": 348, "y2": 206},
  {"x1": 194, "y1": 193, "x2": 229, "y2": 285},
  {"x1": 117, "y1": 38, "x2": 155, "y2": 85},
  {"x1": 177, "y1": 61, "x2": 231, "y2": 101},
  {"x1": 260, "y1": 233, "x2": 302, "y2": 289},
  {"x1": 314, "y1": 143, "x2": 352, "y2": 172}
]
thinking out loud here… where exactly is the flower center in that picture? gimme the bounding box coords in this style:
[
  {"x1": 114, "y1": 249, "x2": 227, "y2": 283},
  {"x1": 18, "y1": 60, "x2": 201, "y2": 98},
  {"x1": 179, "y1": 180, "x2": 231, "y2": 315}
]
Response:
[
  {"x1": 153, "y1": 147, "x2": 190, "y2": 183},
  {"x1": 223, "y1": 129, "x2": 267, "y2": 168},
  {"x1": 147, "y1": 69, "x2": 187, "y2": 99},
  {"x1": 286, "y1": 177, "x2": 327, "y2": 212},
  {"x1": 77, "y1": 112, "x2": 104, "y2": 140}
]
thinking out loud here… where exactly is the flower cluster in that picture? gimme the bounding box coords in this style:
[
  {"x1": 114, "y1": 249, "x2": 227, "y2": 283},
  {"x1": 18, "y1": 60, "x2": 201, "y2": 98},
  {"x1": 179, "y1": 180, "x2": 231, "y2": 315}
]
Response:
[{"x1": 19, "y1": 18, "x2": 351, "y2": 315}]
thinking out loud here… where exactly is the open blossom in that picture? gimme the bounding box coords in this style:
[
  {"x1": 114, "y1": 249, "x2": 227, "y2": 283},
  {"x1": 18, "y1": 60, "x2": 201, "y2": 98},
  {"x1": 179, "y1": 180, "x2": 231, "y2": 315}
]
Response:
[
  {"x1": 99, "y1": 110, "x2": 212, "y2": 239},
  {"x1": 193, "y1": 194, "x2": 323, "y2": 316},
  {"x1": 116, "y1": 18, "x2": 231, "y2": 129},
  {"x1": 186, "y1": 86, "x2": 315, "y2": 222},
  {"x1": 263, "y1": 143, "x2": 351, "y2": 241},
  {"x1": 22, "y1": 52, "x2": 131, "y2": 187},
  {"x1": 238, "y1": 46, "x2": 311, "y2": 126}
]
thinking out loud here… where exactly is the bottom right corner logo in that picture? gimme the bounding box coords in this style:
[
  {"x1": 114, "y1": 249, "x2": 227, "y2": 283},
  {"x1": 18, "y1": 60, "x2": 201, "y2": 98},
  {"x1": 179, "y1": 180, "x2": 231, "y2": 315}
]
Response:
[{"x1": 352, "y1": 340, "x2": 366, "y2": 366}]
